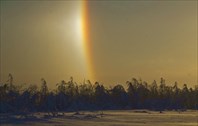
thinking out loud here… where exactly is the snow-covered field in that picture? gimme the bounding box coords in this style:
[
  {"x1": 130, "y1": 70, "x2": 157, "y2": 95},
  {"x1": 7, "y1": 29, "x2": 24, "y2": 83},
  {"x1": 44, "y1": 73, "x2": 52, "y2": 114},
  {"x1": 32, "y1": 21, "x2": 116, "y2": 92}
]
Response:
[{"x1": 1, "y1": 110, "x2": 198, "y2": 126}]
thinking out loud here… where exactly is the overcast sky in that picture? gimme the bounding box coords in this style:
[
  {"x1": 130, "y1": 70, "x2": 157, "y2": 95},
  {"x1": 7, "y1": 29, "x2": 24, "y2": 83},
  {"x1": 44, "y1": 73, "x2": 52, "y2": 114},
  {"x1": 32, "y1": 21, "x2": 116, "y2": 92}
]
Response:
[{"x1": 0, "y1": 1, "x2": 197, "y2": 88}]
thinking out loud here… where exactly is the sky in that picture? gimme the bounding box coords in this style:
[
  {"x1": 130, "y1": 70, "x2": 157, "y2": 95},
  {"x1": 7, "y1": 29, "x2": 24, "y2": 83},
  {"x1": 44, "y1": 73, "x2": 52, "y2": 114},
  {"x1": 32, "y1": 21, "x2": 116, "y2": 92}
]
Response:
[{"x1": 0, "y1": 0, "x2": 197, "y2": 88}]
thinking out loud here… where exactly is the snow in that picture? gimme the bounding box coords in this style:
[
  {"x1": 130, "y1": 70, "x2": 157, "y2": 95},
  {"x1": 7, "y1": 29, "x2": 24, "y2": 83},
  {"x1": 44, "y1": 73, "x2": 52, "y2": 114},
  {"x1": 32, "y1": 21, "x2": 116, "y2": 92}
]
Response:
[{"x1": 0, "y1": 110, "x2": 197, "y2": 126}]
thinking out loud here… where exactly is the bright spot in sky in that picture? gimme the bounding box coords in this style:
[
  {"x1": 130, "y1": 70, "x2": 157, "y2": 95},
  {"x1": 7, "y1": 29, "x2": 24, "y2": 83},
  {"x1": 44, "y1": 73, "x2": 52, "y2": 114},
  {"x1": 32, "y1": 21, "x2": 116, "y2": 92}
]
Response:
[
  {"x1": 73, "y1": 2, "x2": 83, "y2": 49},
  {"x1": 76, "y1": 18, "x2": 83, "y2": 48}
]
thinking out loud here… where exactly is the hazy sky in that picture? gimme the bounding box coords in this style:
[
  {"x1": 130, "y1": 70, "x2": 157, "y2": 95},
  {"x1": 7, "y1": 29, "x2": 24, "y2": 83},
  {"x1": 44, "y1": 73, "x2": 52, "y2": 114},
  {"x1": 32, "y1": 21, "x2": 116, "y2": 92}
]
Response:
[{"x1": 0, "y1": 1, "x2": 197, "y2": 88}]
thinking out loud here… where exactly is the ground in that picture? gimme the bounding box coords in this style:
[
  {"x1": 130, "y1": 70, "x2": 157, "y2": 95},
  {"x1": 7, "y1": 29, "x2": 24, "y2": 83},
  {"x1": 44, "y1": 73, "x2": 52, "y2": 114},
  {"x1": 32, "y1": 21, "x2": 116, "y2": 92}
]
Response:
[{"x1": 1, "y1": 110, "x2": 198, "y2": 126}]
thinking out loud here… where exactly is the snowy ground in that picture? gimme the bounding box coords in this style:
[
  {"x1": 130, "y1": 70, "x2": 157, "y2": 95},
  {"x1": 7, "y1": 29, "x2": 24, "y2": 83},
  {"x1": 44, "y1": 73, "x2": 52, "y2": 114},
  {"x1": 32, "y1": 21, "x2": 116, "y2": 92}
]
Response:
[{"x1": 1, "y1": 110, "x2": 198, "y2": 126}]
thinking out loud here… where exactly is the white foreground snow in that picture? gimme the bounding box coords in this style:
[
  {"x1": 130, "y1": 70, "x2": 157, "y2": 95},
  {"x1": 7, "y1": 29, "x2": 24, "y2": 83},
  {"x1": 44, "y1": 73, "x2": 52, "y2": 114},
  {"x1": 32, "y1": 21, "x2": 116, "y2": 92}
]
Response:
[{"x1": 1, "y1": 110, "x2": 197, "y2": 126}]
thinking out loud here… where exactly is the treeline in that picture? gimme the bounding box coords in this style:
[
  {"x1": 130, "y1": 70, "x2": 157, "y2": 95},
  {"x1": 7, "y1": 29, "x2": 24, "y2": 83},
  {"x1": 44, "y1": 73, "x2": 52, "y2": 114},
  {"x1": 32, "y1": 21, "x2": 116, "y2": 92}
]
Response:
[{"x1": 0, "y1": 74, "x2": 198, "y2": 113}]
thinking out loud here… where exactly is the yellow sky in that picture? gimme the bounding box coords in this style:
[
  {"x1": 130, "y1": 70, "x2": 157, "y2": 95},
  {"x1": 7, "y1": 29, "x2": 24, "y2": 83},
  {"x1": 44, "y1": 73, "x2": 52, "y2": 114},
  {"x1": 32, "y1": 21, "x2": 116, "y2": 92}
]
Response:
[{"x1": 0, "y1": 1, "x2": 197, "y2": 88}]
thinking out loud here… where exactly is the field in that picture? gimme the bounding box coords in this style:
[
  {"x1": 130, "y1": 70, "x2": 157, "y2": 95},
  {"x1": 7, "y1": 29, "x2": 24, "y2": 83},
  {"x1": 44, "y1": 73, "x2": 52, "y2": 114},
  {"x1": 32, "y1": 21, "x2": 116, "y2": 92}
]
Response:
[{"x1": 1, "y1": 110, "x2": 197, "y2": 126}]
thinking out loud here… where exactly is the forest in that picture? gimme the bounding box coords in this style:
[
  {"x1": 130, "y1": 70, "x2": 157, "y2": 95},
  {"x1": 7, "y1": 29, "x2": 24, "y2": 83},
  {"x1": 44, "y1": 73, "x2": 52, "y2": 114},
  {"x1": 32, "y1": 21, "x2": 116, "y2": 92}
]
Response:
[{"x1": 0, "y1": 74, "x2": 198, "y2": 113}]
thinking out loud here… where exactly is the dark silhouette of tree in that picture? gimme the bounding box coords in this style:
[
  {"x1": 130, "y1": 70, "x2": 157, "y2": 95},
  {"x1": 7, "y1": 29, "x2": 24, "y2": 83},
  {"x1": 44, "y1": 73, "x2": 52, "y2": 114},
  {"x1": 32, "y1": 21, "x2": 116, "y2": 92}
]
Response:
[
  {"x1": 126, "y1": 80, "x2": 136, "y2": 108},
  {"x1": 56, "y1": 80, "x2": 68, "y2": 110},
  {"x1": 110, "y1": 84, "x2": 128, "y2": 108},
  {"x1": 0, "y1": 74, "x2": 197, "y2": 113},
  {"x1": 7, "y1": 73, "x2": 13, "y2": 88},
  {"x1": 41, "y1": 78, "x2": 48, "y2": 95},
  {"x1": 94, "y1": 82, "x2": 108, "y2": 109}
]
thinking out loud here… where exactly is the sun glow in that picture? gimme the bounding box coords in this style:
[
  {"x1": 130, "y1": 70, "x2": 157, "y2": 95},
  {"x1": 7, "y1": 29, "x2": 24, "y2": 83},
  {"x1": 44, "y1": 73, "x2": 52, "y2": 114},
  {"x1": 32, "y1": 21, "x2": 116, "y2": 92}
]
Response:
[{"x1": 75, "y1": 14, "x2": 83, "y2": 48}]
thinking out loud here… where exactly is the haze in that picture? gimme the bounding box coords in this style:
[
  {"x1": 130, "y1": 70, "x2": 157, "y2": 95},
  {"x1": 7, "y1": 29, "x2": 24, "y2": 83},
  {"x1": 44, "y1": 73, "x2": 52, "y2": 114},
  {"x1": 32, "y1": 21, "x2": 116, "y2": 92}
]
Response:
[{"x1": 0, "y1": 1, "x2": 197, "y2": 88}]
